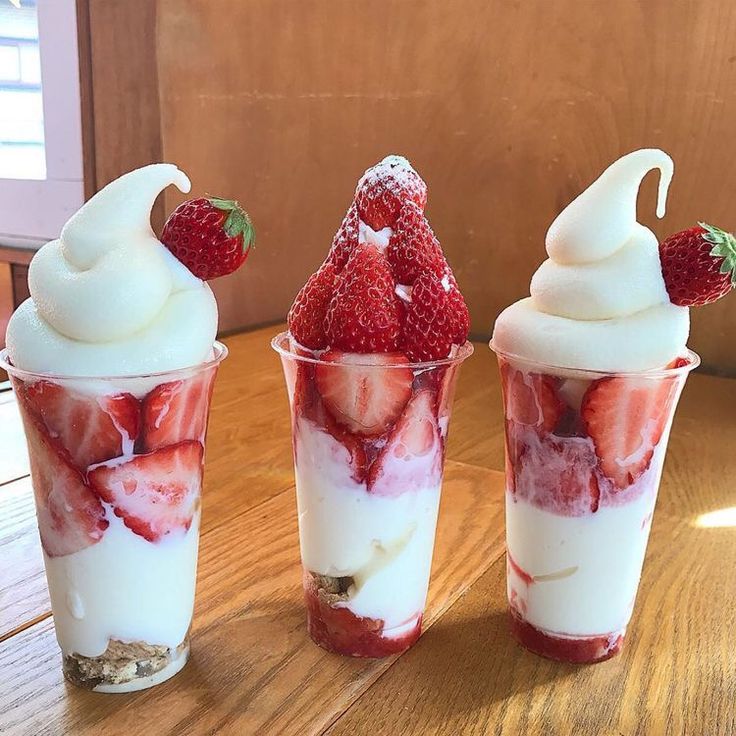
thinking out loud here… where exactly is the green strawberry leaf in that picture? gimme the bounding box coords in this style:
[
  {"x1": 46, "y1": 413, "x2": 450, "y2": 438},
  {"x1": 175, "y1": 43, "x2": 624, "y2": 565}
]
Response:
[
  {"x1": 699, "y1": 222, "x2": 736, "y2": 286},
  {"x1": 208, "y1": 196, "x2": 256, "y2": 253}
]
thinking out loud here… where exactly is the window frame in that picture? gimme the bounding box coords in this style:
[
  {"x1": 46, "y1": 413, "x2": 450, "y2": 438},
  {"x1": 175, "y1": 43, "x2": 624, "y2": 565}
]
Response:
[{"x1": 0, "y1": 0, "x2": 84, "y2": 247}]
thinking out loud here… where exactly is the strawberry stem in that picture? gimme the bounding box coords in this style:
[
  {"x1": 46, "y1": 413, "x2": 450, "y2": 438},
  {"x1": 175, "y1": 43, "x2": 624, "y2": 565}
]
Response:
[
  {"x1": 208, "y1": 196, "x2": 256, "y2": 252},
  {"x1": 699, "y1": 222, "x2": 736, "y2": 286}
]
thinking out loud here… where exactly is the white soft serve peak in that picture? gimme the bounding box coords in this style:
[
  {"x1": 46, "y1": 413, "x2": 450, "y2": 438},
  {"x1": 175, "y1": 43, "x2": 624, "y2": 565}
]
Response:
[
  {"x1": 545, "y1": 149, "x2": 673, "y2": 264},
  {"x1": 492, "y1": 149, "x2": 689, "y2": 372},
  {"x1": 6, "y1": 164, "x2": 218, "y2": 376}
]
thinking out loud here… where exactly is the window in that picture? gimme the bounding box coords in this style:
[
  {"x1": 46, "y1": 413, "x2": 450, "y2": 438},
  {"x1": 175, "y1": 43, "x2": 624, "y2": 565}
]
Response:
[
  {"x1": 0, "y1": 0, "x2": 84, "y2": 247},
  {"x1": 0, "y1": 0, "x2": 45, "y2": 179}
]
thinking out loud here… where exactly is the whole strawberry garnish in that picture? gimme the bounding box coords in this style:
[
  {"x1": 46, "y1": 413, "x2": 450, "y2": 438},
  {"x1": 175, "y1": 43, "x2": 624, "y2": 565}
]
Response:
[
  {"x1": 444, "y1": 271, "x2": 471, "y2": 344},
  {"x1": 326, "y1": 202, "x2": 359, "y2": 272},
  {"x1": 660, "y1": 222, "x2": 736, "y2": 307},
  {"x1": 403, "y1": 273, "x2": 458, "y2": 362},
  {"x1": 387, "y1": 201, "x2": 447, "y2": 284},
  {"x1": 161, "y1": 196, "x2": 255, "y2": 280},
  {"x1": 354, "y1": 155, "x2": 427, "y2": 230},
  {"x1": 287, "y1": 262, "x2": 337, "y2": 350},
  {"x1": 401, "y1": 272, "x2": 470, "y2": 361},
  {"x1": 325, "y1": 243, "x2": 404, "y2": 352}
]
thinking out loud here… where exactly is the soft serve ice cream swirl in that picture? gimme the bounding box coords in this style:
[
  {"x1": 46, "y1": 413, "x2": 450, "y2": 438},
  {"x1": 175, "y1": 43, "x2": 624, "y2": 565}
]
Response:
[
  {"x1": 6, "y1": 164, "x2": 217, "y2": 376},
  {"x1": 492, "y1": 149, "x2": 690, "y2": 372}
]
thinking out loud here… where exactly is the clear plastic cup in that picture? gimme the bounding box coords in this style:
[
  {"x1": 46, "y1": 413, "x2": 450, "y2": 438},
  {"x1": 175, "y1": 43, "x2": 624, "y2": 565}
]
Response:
[
  {"x1": 273, "y1": 332, "x2": 473, "y2": 657},
  {"x1": 1, "y1": 343, "x2": 227, "y2": 692},
  {"x1": 491, "y1": 347, "x2": 698, "y2": 663}
]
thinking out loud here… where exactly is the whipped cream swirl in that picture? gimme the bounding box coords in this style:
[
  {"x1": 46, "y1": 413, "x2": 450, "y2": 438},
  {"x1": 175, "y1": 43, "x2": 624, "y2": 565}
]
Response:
[
  {"x1": 6, "y1": 164, "x2": 218, "y2": 376},
  {"x1": 492, "y1": 149, "x2": 690, "y2": 372}
]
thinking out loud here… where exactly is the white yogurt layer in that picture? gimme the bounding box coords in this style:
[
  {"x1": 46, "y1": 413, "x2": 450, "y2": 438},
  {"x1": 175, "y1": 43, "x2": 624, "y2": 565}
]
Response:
[
  {"x1": 294, "y1": 418, "x2": 442, "y2": 630},
  {"x1": 506, "y1": 488, "x2": 657, "y2": 637},
  {"x1": 44, "y1": 506, "x2": 200, "y2": 658}
]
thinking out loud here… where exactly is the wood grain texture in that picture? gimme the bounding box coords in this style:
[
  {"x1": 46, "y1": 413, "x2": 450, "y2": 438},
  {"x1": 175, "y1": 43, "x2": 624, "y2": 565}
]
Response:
[
  {"x1": 1, "y1": 325, "x2": 735, "y2": 734},
  {"x1": 326, "y1": 509, "x2": 736, "y2": 736},
  {"x1": 141, "y1": 0, "x2": 736, "y2": 370},
  {"x1": 75, "y1": 0, "x2": 97, "y2": 199},
  {"x1": 0, "y1": 263, "x2": 12, "y2": 350},
  {"x1": 0, "y1": 399, "x2": 30, "y2": 486},
  {"x1": 0, "y1": 478, "x2": 48, "y2": 641},
  {"x1": 0, "y1": 465, "x2": 505, "y2": 736},
  {"x1": 84, "y1": 0, "x2": 165, "y2": 230}
]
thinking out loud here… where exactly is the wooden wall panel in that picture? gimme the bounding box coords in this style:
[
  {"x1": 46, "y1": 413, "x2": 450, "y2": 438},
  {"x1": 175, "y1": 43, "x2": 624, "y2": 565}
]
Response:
[
  {"x1": 85, "y1": 0, "x2": 164, "y2": 229},
  {"x1": 0, "y1": 264, "x2": 12, "y2": 351},
  {"x1": 85, "y1": 0, "x2": 736, "y2": 371}
]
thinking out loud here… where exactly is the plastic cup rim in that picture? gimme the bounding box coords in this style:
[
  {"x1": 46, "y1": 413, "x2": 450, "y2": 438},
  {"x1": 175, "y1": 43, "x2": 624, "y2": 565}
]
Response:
[
  {"x1": 0, "y1": 341, "x2": 229, "y2": 382},
  {"x1": 489, "y1": 343, "x2": 701, "y2": 380},
  {"x1": 271, "y1": 331, "x2": 474, "y2": 369}
]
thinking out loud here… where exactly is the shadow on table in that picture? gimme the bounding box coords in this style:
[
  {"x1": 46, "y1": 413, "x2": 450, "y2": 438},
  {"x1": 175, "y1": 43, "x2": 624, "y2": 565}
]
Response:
[
  {"x1": 398, "y1": 608, "x2": 579, "y2": 717},
  {"x1": 57, "y1": 597, "x2": 309, "y2": 733}
]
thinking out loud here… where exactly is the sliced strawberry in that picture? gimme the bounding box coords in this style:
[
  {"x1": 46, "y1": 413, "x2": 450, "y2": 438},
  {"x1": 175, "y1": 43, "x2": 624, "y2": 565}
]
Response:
[
  {"x1": 581, "y1": 376, "x2": 677, "y2": 490},
  {"x1": 293, "y1": 361, "x2": 369, "y2": 482},
  {"x1": 505, "y1": 419, "x2": 600, "y2": 514},
  {"x1": 323, "y1": 417, "x2": 369, "y2": 483},
  {"x1": 293, "y1": 361, "x2": 322, "y2": 425},
  {"x1": 88, "y1": 441, "x2": 203, "y2": 542},
  {"x1": 20, "y1": 381, "x2": 140, "y2": 470},
  {"x1": 367, "y1": 389, "x2": 442, "y2": 496},
  {"x1": 499, "y1": 361, "x2": 565, "y2": 433},
  {"x1": 314, "y1": 350, "x2": 413, "y2": 437},
  {"x1": 22, "y1": 416, "x2": 108, "y2": 557},
  {"x1": 503, "y1": 418, "x2": 525, "y2": 494},
  {"x1": 139, "y1": 369, "x2": 216, "y2": 453}
]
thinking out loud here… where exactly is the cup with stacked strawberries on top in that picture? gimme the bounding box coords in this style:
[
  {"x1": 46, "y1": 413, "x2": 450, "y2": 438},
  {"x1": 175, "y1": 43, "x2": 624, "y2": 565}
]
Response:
[
  {"x1": 273, "y1": 156, "x2": 473, "y2": 657},
  {"x1": 2, "y1": 164, "x2": 254, "y2": 692},
  {"x1": 491, "y1": 149, "x2": 735, "y2": 664}
]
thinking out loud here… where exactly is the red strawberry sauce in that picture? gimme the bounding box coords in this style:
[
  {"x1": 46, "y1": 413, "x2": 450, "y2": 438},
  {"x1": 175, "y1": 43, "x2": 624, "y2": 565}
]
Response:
[
  {"x1": 509, "y1": 606, "x2": 624, "y2": 664},
  {"x1": 506, "y1": 550, "x2": 534, "y2": 586},
  {"x1": 304, "y1": 573, "x2": 422, "y2": 658}
]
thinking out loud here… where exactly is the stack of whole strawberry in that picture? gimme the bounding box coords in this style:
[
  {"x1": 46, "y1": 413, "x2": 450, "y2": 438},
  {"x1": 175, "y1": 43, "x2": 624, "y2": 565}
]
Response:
[
  {"x1": 285, "y1": 155, "x2": 470, "y2": 490},
  {"x1": 287, "y1": 155, "x2": 469, "y2": 361}
]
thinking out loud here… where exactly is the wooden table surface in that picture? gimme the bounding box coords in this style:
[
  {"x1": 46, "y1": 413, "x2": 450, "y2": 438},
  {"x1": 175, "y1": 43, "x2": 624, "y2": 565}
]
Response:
[{"x1": 1, "y1": 324, "x2": 735, "y2": 735}]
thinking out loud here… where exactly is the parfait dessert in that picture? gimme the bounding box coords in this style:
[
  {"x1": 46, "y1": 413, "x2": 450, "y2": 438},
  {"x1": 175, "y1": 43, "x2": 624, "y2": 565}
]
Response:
[
  {"x1": 2, "y1": 165, "x2": 254, "y2": 691},
  {"x1": 273, "y1": 156, "x2": 472, "y2": 657},
  {"x1": 491, "y1": 149, "x2": 735, "y2": 663}
]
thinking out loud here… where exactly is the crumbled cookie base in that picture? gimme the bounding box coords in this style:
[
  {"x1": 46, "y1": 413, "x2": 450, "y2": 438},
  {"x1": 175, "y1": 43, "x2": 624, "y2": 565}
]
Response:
[
  {"x1": 62, "y1": 637, "x2": 188, "y2": 690},
  {"x1": 309, "y1": 571, "x2": 355, "y2": 606}
]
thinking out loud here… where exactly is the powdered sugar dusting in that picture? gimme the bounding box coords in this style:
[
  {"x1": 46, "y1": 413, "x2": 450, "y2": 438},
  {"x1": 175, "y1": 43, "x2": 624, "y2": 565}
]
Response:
[
  {"x1": 358, "y1": 221, "x2": 393, "y2": 250},
  {"x1": 355, "y1": 154, "x2": 427, "y2": 201},
  {"x1": 395, "y1": 284, "x2": 413, "y2": 303},
  {"x1": 356, "y1": 155, "x2": 420, "y2": 193}
]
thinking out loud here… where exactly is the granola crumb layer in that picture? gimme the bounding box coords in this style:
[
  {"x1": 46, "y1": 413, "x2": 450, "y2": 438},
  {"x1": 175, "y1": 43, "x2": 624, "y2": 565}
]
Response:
[
  {"x1": 62, "y1": 636, "x2": 190, "y2": 692},
  {"x1": 310, "y1": 571, "x2": 355, "y2": 606}
]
